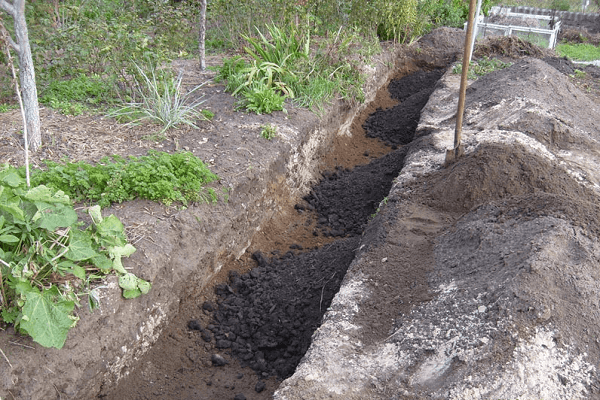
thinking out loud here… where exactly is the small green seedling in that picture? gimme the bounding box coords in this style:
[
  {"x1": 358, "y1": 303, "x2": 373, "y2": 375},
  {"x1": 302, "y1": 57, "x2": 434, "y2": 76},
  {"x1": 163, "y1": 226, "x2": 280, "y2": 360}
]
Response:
[{"x1": 260, "y1": 124, "x2": 277, "y2": 140}]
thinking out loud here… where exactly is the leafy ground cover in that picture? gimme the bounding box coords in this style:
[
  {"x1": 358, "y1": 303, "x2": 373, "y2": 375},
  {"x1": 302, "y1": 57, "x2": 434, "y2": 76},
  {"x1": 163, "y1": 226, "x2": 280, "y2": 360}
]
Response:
[
  {"x1": 29, "y1": 150, "x2": 220, "y2": 208},
  {"x1": 452, "y1": 56, "x2": 513, "y2": 79},
  {"x1": 0, "y1": 166, "x2": 147, "y2": 349},
  {"x1": 0, "y1": 148, "x2": 220, "y2": 349}
]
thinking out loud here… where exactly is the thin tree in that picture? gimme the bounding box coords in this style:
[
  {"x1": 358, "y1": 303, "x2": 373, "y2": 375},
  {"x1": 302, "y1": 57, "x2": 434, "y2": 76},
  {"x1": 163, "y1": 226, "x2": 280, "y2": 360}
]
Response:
[
  {"x1": 0, "y1": 0, "x2": 41, "y2": 152},
  {"x1": 198, "y1": 0, "x2": 207, "y2": 71}
]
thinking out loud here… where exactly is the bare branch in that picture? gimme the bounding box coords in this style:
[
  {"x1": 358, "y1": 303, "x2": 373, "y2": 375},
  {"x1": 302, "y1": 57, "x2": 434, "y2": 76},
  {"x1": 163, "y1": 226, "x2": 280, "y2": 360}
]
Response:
[
  {"x1": 0, "y1": 19, "x2": 19, "y2": 53},
  {"x1": 0, "y1": 0, "x2": 16, "y2": 17}
]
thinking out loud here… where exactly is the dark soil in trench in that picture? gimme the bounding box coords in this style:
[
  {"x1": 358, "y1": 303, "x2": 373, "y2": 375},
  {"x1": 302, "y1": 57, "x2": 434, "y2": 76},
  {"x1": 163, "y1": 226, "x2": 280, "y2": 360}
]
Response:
[{"x1": 105, "y1": 65, "x2": 444, "y2": 399}]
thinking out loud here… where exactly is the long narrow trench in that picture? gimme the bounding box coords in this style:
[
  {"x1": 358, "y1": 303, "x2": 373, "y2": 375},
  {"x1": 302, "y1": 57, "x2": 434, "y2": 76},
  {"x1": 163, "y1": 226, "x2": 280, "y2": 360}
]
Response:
[{"x1": 106, "y1": 65, "x2": 446, "y2": 400}]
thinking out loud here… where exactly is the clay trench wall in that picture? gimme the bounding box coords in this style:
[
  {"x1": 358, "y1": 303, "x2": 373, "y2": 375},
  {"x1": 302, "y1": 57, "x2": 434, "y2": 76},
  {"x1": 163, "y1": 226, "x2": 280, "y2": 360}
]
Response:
[{"x1": 0, "y1": 47, "x2": 406, "y2": 399}]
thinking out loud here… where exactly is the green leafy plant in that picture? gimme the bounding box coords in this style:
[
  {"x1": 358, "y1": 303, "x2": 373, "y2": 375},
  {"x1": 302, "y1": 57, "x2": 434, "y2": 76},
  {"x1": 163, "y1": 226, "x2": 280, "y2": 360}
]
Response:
[
  {"x1": 233, "y1": 60, "x2": 297, "y2": 98},
  {"x1": 0, "y1": 166, "x2": 147, "y2": 349},
  {"x1": 214, "y1": 56, "x2": 248, "y2": 91},
  {"x1": 242, "y1": 23, "x2": 308, "y2": 67},
  {"x1": 108, "y1": 62, "x2": 209, "y2": 135},
  {"x1": 29, "y1": 151, "x2": 219, "y2": 208},
  {"x1": 39, "y1": 74, "x2": 114, "y2": 112},
  {"x1": 201, "y1": 109, "x2": 215, "y2": 120},
  {"x1": 260, "y1": 124, "x2": 277, "y2": 140},
  {"x1": 0, "y1": 104, "x2": 16, "y2": 113},
  {"x1": 236, "y1": 81, "x2": 287, "y2": 114},
  {"x1": 377, "y1": 0, "x2": 418, "y2": 42}
]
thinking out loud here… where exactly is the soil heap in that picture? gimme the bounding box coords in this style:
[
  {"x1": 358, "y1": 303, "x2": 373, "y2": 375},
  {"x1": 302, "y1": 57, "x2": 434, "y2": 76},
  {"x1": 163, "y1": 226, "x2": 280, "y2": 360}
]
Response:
[{"x1": 275, "y1": 58, "x2": 600, "y2": 399}]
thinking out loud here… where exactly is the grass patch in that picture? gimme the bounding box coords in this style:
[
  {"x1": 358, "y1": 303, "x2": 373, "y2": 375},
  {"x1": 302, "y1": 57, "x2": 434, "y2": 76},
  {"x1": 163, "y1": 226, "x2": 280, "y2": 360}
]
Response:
[
  {"x1": 39, "y1": 74, "x2": 117, "y2": 115},
  {"x1": 556, "y1": 43, "x2": 600, "y2": 61}
]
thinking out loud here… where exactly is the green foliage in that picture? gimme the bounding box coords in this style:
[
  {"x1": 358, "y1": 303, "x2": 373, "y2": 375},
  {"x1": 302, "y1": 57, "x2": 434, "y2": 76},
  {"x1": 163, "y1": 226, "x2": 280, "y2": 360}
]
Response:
[
  {"x1": 39, "y1": 73, "x2": 114, "y2": 115},
  {"x1": 29, "y1": 151, "x2": 219, "y2": 208},
  {"x1": 551, "y1": 0, "x2": 571, "y2": 10},
  {"x1": 260, "y1": 124, "x2": 277, "y2": 140},
  {"x1": 243, "y1": 23, "x2": 309, "y2": 67},
  {"x1": 0, "y1": 166, "x2": 146, "y2": 348},
  {"x1": 452, "y1": 56, "x2": 513, "y2": 80},
  {"x1": 0, "y1": 0, "x2": 202, "y2": 106},
  {"x1": 376, "y1": 0, "x2": 418, "y2": 42},
  {"x1": 218, "y1": 23, "x2": 368, "y2": 114},
  {"x1": 0, "y1": 104, "x2": 17, "y2": 113},
  {"x1": 237, "y1": 81, "x2": 288, "y2": 114},
  {"x1": 556, "y1": 43, "x2": 600, "y2": 61},
  {"x1": 40, "y1": 74, "x2": 113, "y2": 106},
  {"x1": 416, "y1": 0, "x2": 496, "y2": 33},
  {"x1": 201, "y1": 109, "x2": 215, "y2": 120},
  {"x1": 107, "y1": 61, "x2": 210, "y2": 135}
]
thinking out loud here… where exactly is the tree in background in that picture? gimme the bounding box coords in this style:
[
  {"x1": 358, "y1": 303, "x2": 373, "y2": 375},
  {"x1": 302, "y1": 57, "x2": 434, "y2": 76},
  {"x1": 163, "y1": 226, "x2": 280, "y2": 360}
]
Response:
[
  {"x1": 0, "y1": 0, "x2": 41, "y2": 152},
  {"x1": 199, "y1": 0, "x2": 207, "y2": 70}
]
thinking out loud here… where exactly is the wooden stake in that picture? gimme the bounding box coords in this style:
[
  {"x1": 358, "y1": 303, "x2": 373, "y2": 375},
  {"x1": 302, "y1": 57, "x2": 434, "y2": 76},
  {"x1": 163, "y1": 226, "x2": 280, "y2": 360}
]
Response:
[{"x1": 445, "y1": 0, "x2": 478, "y2": 166}]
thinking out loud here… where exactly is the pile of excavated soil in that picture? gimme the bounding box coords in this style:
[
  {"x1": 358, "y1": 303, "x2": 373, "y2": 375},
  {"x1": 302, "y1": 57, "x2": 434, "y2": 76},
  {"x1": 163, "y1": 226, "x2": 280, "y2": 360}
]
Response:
[{"x1": 275, "y1": 55, "x2": 600, "y2": 400}]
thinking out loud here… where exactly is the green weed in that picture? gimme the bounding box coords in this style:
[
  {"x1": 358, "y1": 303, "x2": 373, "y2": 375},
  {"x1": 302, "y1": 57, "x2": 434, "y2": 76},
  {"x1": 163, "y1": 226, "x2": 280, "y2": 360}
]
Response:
[
  {"x1": 260, "y1": 124, "x2": 277, "y2": 140},
  {"x1": 0, "y1": 165, "x2": 148, "y2": 349},
  {"x1": 201, "y1": 109, "x2": 215, "y2": 120},
  {"x1": 29, "y1": 150, "x2": 220, "y2": 208},
  {"x1": 453, "y1": 57, "x2": 513, "y2": 80},
  {"x1": 237, "y1": 81, "x2": 287, "y2": 114},
  {"x1": 0, "y1": 104, "x2": 17, "y2": 113}
]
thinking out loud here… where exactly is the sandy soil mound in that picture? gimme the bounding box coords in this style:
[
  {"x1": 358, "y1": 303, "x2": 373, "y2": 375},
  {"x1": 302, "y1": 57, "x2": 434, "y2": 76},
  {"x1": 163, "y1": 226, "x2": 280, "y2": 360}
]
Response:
[{"x1": 275, "y1": 58, "x2": 600, "y2": 399}]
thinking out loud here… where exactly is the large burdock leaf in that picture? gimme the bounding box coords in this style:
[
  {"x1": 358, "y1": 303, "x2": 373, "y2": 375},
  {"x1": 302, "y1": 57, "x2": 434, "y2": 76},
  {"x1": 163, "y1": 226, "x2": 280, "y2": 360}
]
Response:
[
  {"x1": 24, "y1": 185, "x2": 71, "y2": 204},
  {"x1": 109, "y1": 244, "x2": 136, "y2": 274},
  {"x1": 66, "y1": 229, "x2": 98, "y2": 261},
  {"x1": 19, "y1": 287, "x2": 76, "y2": 349},
  {"x1": 33, "y1": 202, "x2": 78, "y2": 231},
  {"x1": 0, "y1": 186, "x2": 24, "y2": 221},
  {"x1": 96, "y1": 214, "x2": 127, "y2": 247},
  {"x1": 0, "y1": 167, "x2": 24, "y2": 188}
]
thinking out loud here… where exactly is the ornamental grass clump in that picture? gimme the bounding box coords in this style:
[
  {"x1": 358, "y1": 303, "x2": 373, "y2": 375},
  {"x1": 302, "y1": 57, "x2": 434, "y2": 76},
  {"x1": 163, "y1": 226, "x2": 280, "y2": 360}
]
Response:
[{"x1": 108, "y1": 62, "x2": 209, "y2": 135}]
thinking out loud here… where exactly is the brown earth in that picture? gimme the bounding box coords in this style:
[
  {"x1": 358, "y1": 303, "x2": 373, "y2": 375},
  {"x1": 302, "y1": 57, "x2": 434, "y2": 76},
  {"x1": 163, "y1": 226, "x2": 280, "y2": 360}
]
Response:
[{"x1": 1, "y1": 28, "x2": 600, "y2": 400}]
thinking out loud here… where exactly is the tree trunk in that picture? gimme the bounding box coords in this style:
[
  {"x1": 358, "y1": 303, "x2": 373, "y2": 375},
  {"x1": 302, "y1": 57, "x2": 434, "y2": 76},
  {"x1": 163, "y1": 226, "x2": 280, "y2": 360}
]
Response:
[
  {"x1": 0, "y1": 0, "x2": 41, "y2": 152},
  {"x1": 14, "y1": 0, "x2": 41, "y2": 151},
  {"x1": 198, "y1": 0, "x2": 207, "y2": 71}
]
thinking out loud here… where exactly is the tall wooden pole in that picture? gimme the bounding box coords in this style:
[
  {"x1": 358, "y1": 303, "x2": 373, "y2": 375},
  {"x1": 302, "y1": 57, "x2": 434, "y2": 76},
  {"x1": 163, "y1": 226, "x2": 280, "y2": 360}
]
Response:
[{"x1": 445, "y1": 0, "x2": 478, "y2": 165}]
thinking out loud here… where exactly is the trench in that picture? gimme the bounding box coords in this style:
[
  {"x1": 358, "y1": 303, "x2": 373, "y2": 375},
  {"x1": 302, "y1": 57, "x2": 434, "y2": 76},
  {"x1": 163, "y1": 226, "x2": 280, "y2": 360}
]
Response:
[{"x1": 106, "y1": 66, "x2": 447, "y2": 400}]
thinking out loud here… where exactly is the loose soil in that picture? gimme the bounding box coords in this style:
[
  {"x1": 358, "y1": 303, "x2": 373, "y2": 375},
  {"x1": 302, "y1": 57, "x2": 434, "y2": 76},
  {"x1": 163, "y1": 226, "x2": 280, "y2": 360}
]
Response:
[
  {"x1": 2, "y1": 30, "x2": 600, "y2": 400},
  {"x1": 101, "y1": 58, "x2": 440, "y2": 400}
]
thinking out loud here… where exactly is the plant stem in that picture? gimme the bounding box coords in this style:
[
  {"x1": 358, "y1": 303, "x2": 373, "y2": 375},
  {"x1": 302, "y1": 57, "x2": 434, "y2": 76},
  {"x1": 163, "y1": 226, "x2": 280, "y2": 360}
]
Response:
[
  {"x1": 0, "y1": 346, "x2": 13, "y2": 369},
  {"x1": 0, "y1": 258, "x2": 8, "y2": 308},
  {"x1": 2, "y1": 31, "x2": 30, "y2": 187}
]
